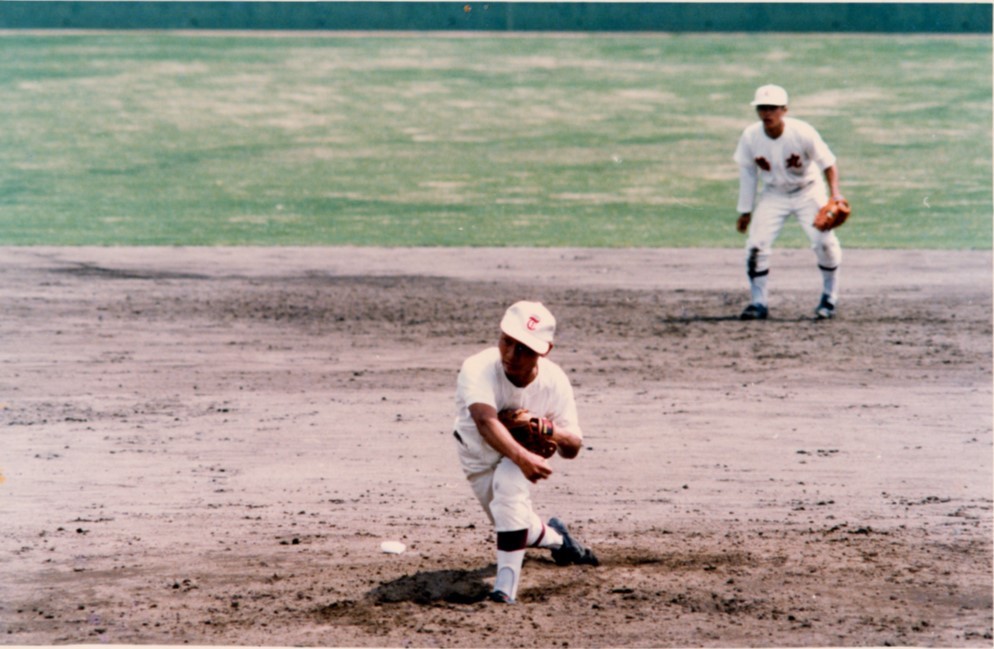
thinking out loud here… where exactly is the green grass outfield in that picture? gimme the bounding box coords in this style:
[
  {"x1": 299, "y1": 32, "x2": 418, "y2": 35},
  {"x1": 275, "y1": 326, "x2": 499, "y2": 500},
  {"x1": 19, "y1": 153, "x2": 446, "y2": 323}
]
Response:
[{"x1": 0, "y1": 32, "x2": 989, "y2": 248}]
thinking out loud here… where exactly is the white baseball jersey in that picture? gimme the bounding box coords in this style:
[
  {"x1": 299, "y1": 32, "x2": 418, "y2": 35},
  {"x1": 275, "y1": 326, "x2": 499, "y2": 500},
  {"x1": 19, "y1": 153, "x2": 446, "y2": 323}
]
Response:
[
  {"x1": 453, "y1": 347, "x2": 581, "y2": 476},
  {"x1": 734, "y1": 116, "x2": 836, "y2": 213}
]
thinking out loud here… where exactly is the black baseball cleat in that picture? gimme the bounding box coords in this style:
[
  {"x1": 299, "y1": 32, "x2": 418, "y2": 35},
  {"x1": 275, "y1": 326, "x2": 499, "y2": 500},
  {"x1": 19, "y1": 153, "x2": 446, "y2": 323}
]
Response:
[
  {"x1": 548, "y1": 518, "x2": 599, "y2": 567},
  {"x1": 814, "y1": 294, "x2": 835, "y2": 320},
  {"x1": 740, "y1": 303, "x2": 769, "y2": 321},
  {"x1": 488, "y1": 590, "x2": 514, "y2": 604}
]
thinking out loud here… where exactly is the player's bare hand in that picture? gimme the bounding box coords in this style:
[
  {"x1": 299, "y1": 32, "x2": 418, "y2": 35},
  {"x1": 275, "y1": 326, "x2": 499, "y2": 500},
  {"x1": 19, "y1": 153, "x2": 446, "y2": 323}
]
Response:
[
  {"x1": 736, "y1": 213, "x2": 751, "y2": 233},
  {"x1": 517, "y1": 452, "x2": 552, "y2": 483}
]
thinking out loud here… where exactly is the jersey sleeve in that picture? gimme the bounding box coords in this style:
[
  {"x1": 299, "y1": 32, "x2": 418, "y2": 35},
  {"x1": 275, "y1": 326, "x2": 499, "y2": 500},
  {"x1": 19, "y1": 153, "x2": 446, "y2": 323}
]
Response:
[
  {"x1": 733, "y1": 129, "x2": 758, "y2": 212},
  {"x1": 806, "y1": 124, "x2": 837, "y2": 171},
  {"x1": 456, "y1": 355, "x2": 498, "y2": 411},
  {"x1": 736, "y1": 164, "x2": 758, "y2": 214},
  {"x1": 732, "y1": 130, "x2": 753, "y2": 167},
  {"x1": 546, "y1": 363, "x2": 582, "y2": 440}
]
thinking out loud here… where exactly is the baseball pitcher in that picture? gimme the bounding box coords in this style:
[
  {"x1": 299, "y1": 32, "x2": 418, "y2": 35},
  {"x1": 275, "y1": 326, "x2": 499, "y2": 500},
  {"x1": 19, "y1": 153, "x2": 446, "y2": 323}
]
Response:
[{"x1": 453, "y1": 301, "x2": 598, "y2": 604}]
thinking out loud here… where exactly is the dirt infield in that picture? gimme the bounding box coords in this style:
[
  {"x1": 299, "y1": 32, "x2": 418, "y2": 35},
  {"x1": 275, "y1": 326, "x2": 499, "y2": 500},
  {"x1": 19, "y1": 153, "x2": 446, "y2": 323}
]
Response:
[{"x1": 2, "y1": 246, "x2": 991, "y2": 647}]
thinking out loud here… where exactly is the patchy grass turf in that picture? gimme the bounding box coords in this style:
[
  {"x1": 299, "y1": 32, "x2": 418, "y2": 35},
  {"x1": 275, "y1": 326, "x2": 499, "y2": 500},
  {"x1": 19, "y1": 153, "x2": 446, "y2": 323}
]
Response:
[{"x1": 0, "y1": 32, "x2": 989, "y2": 247}]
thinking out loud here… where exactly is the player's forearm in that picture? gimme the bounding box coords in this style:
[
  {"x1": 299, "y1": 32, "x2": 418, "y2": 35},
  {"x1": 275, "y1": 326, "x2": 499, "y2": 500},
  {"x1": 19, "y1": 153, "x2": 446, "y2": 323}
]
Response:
[
  {"x1": 469, "y1": 404, "x2": 539, "y2": 463},
  {"x1": 824, "y1": 165, "x2": 842, "y2": 198},
  {"x1": 552, "y1": 427, "x2": 582, "y2": 459},
  {"x1": 472, "y1": 410, "x2": 523, "y2": 458},
  {"x1": 478, "y1": 415, "x2": 552, "y2": 481}
]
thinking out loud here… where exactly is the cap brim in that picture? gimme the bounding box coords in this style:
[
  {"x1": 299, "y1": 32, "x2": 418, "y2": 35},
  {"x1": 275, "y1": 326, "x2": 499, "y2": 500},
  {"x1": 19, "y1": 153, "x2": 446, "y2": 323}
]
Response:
[{"x1": 500, "y1": 321, "x2": 551, "y2": 355}]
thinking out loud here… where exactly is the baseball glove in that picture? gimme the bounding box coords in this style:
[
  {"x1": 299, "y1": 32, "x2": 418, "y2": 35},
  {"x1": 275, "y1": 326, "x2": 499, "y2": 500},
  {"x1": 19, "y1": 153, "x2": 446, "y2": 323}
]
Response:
[
  {"x1": 497, "y1": 408, "x2": 557, "y2": 459},
  {"x1": 814, "y1": 197, "x2": 852, "y2": 231}
]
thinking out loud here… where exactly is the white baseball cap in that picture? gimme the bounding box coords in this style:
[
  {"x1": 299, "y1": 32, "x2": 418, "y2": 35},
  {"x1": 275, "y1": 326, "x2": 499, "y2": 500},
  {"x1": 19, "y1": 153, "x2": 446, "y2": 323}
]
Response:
[
  {"x1": 500, "y1": 301, "x2": 556, "y2": 355},
  {"x1": 750, "y1": 84, "x2": 789, "y2": 107}
]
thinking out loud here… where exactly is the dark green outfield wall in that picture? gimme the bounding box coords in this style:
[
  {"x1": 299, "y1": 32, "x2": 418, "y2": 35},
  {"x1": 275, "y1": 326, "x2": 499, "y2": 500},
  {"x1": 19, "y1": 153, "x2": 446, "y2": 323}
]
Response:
[{"x1": 0, "y1": 1, "x2": 989, "y2": 33}]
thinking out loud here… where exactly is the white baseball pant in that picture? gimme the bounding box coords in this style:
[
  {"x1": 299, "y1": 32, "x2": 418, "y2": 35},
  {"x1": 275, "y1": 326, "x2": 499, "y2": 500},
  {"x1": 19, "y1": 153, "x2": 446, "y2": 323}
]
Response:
[{"x1": 746, "y1": 186, "x2": 842, "y2": 304}]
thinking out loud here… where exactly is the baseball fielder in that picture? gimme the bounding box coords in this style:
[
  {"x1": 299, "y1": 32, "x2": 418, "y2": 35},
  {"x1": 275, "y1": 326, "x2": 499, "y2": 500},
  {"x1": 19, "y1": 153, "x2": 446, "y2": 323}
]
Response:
[
  {"x1": 453, "y1": 301, "x2": 598, "y2": 604},
  {"x1": 734, "y1": 84, "x2": 846, "y2": 320}
]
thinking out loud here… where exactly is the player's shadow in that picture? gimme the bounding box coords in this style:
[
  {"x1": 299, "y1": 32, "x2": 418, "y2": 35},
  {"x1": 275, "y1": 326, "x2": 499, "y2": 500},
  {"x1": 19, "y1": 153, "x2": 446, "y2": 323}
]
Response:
[
  {"x1": 661, "y1": 314, "x2": 818, "y2": 323},
  {"x1": 662, "y1": 315, "x2": 739, "y2": 322},
  {"x1": 367, "y1": 565, "x2": 495, "y2": 605}
]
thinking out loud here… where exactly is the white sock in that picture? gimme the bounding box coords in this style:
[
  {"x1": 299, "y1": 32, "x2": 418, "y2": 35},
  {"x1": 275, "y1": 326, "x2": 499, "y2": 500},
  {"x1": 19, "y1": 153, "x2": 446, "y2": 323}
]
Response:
[
  {"x1": 750, "y1": 273, "x2": 769, "y2": 306},
  {"x1": 494, "y1": 549, "x2": 524, "y2": 600},
  {"x1": 820, "y1": 266, "x2": 839, "y2": 303},
  {"x1": 527, "y1": 519, "x2": 563, "y2": 549}
]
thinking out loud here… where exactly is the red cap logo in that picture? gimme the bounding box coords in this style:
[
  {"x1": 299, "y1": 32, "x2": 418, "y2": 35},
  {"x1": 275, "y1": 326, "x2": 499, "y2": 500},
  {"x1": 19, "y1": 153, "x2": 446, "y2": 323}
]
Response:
[{"x1": 526, "y1": 316, "x2": 540, "y2": 331}]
